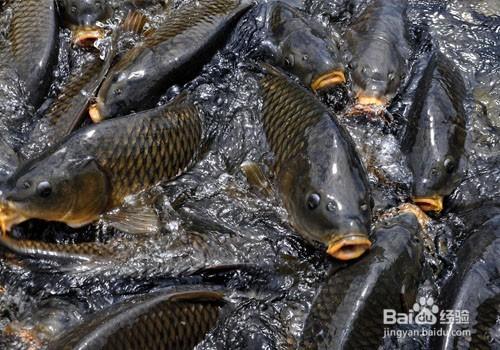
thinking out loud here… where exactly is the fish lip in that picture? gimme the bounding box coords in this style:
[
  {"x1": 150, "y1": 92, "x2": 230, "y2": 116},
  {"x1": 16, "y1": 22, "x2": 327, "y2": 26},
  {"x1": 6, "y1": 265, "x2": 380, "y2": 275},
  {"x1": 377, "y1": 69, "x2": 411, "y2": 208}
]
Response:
[
  {"x1": 311, "y1": 70, "x2": 346, "y2": 91},
  {"x1": 355, "y1": 92, "x2": 387, "y2": 106},
  {"x1": 326, "y1": 234, "x2": 372, "y2": 260},
  {"x1": 0, "y1": 202, "x2": 27, "y2": 234},
  {"x1": 411, "y1": 196, "x2": 444, "y2": 213},
  {"x1": 89, "y1": 99, "x2": 104, "y2": 123},
  {"x1": 72, "y1": 26, "x2": 104, "y2": 47}
]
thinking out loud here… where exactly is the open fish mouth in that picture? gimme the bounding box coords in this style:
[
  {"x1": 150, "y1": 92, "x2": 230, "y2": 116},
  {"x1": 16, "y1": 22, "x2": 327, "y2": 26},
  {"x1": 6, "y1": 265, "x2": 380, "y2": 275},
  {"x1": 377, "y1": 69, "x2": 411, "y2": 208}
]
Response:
[
  {"x1": 411, "y1": 196, "x2": 443, "y2": 213},
  {"x1": 73, "y1": 27, "x2": 104, "y2": 47},
  {"x1": 311, "y1": 70, "x2": 346, "y2": 91},
  {"x1": 327, "y1": 234, "x2": 372, "y2": 260},
  {"x1": 355, "y1": 92, "x2": 387, "y2": 106}
]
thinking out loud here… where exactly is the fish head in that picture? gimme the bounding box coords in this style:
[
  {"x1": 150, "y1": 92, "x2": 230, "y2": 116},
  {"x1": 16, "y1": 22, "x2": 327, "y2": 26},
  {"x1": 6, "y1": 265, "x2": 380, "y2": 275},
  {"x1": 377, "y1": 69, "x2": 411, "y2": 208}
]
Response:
[
  {"x1": 61, "y1": 0, "x2": 111, "y2": 47},
  {"x1": 0, "y1": 151, "x2": 109, "y2": 231},
  {"x1": 278, "y1": 31, "x2": 346, "y2": 91},
  {"x1": 61, "y1": 0, "x2": 112, "y2": 27},
  {"x1": 91, "y1": 70, "x2": 130, "y2": 121},
  {"x1": 350, "y1": 45, "x2": 403, "y2": 106},
  {"x1": 407, "y1": 102, "x2": 465, "y2": 213},
  {"x1": 280, "y1": 121, "x2": 372, "y2": 260}
]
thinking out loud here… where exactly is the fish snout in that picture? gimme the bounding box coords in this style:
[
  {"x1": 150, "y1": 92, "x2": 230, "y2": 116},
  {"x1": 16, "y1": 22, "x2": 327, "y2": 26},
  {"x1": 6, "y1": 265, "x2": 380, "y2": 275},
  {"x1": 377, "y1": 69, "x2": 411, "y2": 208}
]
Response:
[
  {"x1": 311, "y1": 68, "x2": 346, "y2": 91},
  {"x1": 89, "y1": 98, "x2": 106, "y2": 123},
  {"x1": 72, "y1": 26, "x2": 104, "y2": 47},
  {"x1": 0, "y1": 201, "x2": 25, "y2": 234},
  {"x1": 355, "y1": 79, "x2": 388, "y2": 106},
  {"x1": 411, "y1": 196, "x2": 444, "y2": 213},
  {"x1": 326, "y1": 233, "x2": 372, "y2": 260}
]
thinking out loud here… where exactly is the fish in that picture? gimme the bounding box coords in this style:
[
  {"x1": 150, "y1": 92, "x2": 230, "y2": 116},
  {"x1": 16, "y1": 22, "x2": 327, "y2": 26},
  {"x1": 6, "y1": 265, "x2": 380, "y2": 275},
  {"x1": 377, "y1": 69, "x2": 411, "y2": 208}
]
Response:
[
  {"x1": 47, "y1": 289, "x2": 226, "y2": 350},
  {"x1": 0, "y1": 234, "x2": 113, "y2": 262},
  {"x1": 0, "y1": 101, "x2": 202, "y2": 233},
  {"x1": 259, "y1": 1, "x2": 345, "y2": 91},
  {"x1": 59, "y1": 0, "x2": 112, "y2": 47},
  {"x1": 90, "y1": 0, "x2": 252, "y2": 121},
  {"x1": 259, "y1": 66, "x2": 372, "y2": 260},
  {"x1": 7, "y1": 0, "x2": 59, "y2": 109},
  {"x1": 300, "y1": 212, "x2": 424, "y2": 349},
  {"x1": 432, "y1": 214, "x2": 500, "y2": 350},
  {"x1": 344, "y1": 0, "x2": 410, "y2": 110},
  {"x1": 403, "y1": 51, "x2": 466, "y2": 213}
]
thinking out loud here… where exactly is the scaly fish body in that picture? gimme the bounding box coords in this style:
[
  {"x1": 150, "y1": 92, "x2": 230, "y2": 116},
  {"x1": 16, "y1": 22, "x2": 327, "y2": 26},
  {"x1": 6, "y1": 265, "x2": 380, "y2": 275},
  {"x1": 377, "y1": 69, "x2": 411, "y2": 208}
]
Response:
[
  {"x1": 0, "y1": 102, "x2": 202, "y2": 231},
  {"x1": 257, "y1": 2, "x2": 345, "y2": 90},
  {"x1": 93, "y1": 0, "x2": 251, "y2": 120},
  {"x1": 0, "y1": 235, "x2": 113, "y2": 262},
  {"x1": 8, "y1": 0, "x2": 58, "y2": 109},
  {"x1": 345, "y1": 0, "x2": 410, "y2": 108},
  {"x1": 433, "y1": 215, "x2": 500, "y2": 350},
  {"x1": 300, "y1": 213, "x2": 423, "y2": 349},
  {"x1": 259, "y1": 67, "x2": 372, "y2": 260},
  {"x1": 48, "y1": 290, "x2": 225, "y2": 350},
  {"x1": 403, "y1": 51, "x2": 466, "y2": 213}
]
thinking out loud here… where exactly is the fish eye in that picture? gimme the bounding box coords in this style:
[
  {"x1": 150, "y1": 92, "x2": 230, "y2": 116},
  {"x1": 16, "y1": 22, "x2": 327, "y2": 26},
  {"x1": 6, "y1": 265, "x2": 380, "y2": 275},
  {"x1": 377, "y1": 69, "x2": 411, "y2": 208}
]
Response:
[
  {"x1": 306, "y1": 193, "x2": 321, "y2": 210},
  {"x1": 302, "y1": 54, "x2": 309, "y2": 62},
  {"x1": 327, "y1": 201, "x2": 337, "y2": 212},
  {"x1": 284, "y1": 55, "x2": 294, "y2": 68},
  {"x1": 36, "y1": 181, "x2": 52, "y2": 198},
  {"x1": 114, "y1": 88, "x2": 122, "y2": 96},
  {"x1": 431, "y1": 167, "x2": 439, "y2": 176},
  {"x1": 444, "y1": 157, "x2": 456, "y2": 173},
  {"x1": 388, "y1": 72, "x2": 395, "y2": 81}
]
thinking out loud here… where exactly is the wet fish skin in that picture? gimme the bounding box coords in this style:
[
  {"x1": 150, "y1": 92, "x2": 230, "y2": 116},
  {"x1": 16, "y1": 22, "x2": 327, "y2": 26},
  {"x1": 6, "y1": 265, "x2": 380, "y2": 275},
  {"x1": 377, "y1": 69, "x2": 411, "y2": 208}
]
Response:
[
  {"x1": 0, "y1": 234, "x2": 113, "y2": 262},
  {"x1": 259, "y1": 67, "x2": 372, "y2": 260},
  {"x1": 8, "y1": 0, "x2": 59, "y2": 109},
  {"x1": 60, "y1": 0, "x2": 112, "y2": 27},
  {"x1": 22, "y1": 57, "x2": 106, "y2": 158},
  {"x1": 261, "y1": 2, "x2": 345, "y2": 90},
  {"x1": 48, "y1": 290, "x2": 225, "y2": 350},
  {"x1": 433, "y1": 215, "x2": 500, "y2": 350},
  {"x1": 403, "y1": 51, "x2": 466, "y2": 213},
  {"x1": 300, "y1": 213, "x2": 423, "y2": 349},
  {"x1": 345, "y1": 0, "x2": 410, "y2": 106},
  {"x1": 94, "y1": 0, "x2": 251, "y2": 120},
  {"x1": 0, "y1": 102, "x2": 202, "y2": 230}
]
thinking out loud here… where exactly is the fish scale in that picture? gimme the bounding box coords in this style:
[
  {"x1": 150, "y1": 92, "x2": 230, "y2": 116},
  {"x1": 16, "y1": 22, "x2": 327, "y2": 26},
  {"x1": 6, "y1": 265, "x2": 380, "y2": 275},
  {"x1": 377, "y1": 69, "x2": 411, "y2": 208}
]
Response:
[
  {"x1": 8, "y1": 0, "x2": 58, "y2": 108},
  {"x1": 103, "y1": 301, "x2": 221, "y2": 350}
]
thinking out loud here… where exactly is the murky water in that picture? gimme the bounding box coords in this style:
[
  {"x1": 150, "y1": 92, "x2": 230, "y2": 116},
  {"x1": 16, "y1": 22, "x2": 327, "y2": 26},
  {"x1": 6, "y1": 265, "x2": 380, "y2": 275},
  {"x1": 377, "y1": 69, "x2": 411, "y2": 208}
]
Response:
[{"x1": 0, "y1": 0, "x2": 498, "y2": 349}]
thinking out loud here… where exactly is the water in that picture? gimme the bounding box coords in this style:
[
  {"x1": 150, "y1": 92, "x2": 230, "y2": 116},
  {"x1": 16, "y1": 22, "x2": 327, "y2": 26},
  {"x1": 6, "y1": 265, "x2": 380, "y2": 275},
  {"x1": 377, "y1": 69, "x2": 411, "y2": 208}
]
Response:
[{"x1": 0, "y1": 0, "x2": 499, "y2": 349}]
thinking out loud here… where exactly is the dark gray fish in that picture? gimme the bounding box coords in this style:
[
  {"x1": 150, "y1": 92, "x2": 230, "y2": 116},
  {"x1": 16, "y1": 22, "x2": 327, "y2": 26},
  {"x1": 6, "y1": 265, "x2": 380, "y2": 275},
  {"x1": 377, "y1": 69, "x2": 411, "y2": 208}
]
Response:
[
  {"x1": 91, "y1": 0, "x2": 252, "y2": 121},
  {"x1": 256, "y1": 1, "x2": 345, "y2": 91},
  {"x1": 259, "y1": 66, "x2": 372, "y2": 260},
  {"x1": 0, "y1": 102, "x2": 202, "y2": 234},
  {"x1": 8, "y1": 0, "x2": 59, "y2": 109},
  {"x1": 403, "y1": 51, "x2": 466, "y2": 213},
  {"x1": 345, "y1": 0, "x2": 410, "y2": 109},
  {"x1": 433, "y1": 215, "x2": 500, "y2": 350},
  {"x1": 47, "y1": 290, "x2": 226, "y2": 350},
  {"x1": 300, "y1": 212, "x2": 423, "y2": 349}
]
